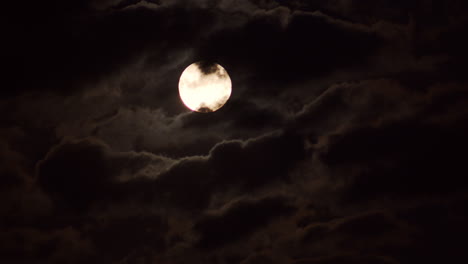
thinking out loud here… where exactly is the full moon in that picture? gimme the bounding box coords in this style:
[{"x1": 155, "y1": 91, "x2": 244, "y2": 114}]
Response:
[{"x1": 178, "y1": 62, "x2": 232, "y2": 112}]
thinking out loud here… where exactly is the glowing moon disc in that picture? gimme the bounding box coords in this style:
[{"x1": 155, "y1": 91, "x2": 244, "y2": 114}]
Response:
[{"x1": 178, "y1": 62, "x2": 232, "y2": 112}]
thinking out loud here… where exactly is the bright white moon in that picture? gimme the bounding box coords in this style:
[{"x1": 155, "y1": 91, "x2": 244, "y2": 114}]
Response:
[{"x1": 178, "y1": 62, "x2": 232, "y2": 112}]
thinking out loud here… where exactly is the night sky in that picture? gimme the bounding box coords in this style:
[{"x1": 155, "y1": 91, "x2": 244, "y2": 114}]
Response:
[{"x1": 2, "y1": 1, "x2": 468, "y2": 263}]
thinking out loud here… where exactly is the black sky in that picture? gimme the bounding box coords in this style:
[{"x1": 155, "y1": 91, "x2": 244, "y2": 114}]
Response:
[{"x1": 1, "y1": 0, "x2": 468, "y2": 263}]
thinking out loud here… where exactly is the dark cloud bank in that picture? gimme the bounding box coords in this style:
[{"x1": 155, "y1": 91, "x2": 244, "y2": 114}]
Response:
[{"x1": 1, "y1": 0, "x2": 468, "y2": 263}]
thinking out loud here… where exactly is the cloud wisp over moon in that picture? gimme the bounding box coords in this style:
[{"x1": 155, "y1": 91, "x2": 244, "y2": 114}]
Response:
[{"x1": 179, "y1": 62, "x2": 232, "y2": 112}]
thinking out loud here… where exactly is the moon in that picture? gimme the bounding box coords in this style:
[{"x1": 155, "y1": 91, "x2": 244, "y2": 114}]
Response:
[{"x1": 178, "y1": 62, "x2": 232, "y2": 113}]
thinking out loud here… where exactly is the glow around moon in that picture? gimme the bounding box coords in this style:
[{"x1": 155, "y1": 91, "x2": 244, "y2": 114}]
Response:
[{"x1": 178, "y1": 62, "x2": 232, "y2": 112}]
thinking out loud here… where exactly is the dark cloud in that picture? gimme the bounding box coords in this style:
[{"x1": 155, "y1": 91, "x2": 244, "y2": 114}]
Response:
[
  {"x1": 178, "y1": 99, "x2": 285, "y2": 136},
  {"x1": 0, "y1": 227, "x2": 94, "y2": 264},
  {"x1": 194, "y1": 196, "x2": 295, "y2": 249},
  {"x1": 195, "y1": 9, "x2": 382, "y2": 96},
  {"x1": 0, "y1": 142, "x2": 27, "y2": 190},
  {"x1": 36, "y1": 130, "x2": 304, "y2": 213},
  {"x1": 37, "y1": 138, "x2": 172, "y2": 210},
  {"x1": 240, "y1": 254, "x2": 279, "y2": 264},
  {"x1": 332, "y1": 211, "x2": 397, "y2": 237},
  {"x1": 2, "y1": 0, "x2": 468, "y2": 263},
  {"x1": 195, "y1": 61, "x2": 221, "y2": 75},
  {"x1": 395, "y1": 199, "x2": 468, "y2": 263},
  {"x1": 38, "y1": 139, "x2": 112, "y2": 209},
  {"x1": 2, "y1": 1, "x2": 220, "y2": 97},
  {"x1": 293, "y1": 255, "x2": 398, "y2": 264},
  {"x1": 87, "y1": 214, "x2": 167, "y2": 263},
  {"x1": 321, "y1": 119, "x2": 468, "y2": 202},
  {"x1": 149, "y1": 131, "x2": 305, "y2": 210}
]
